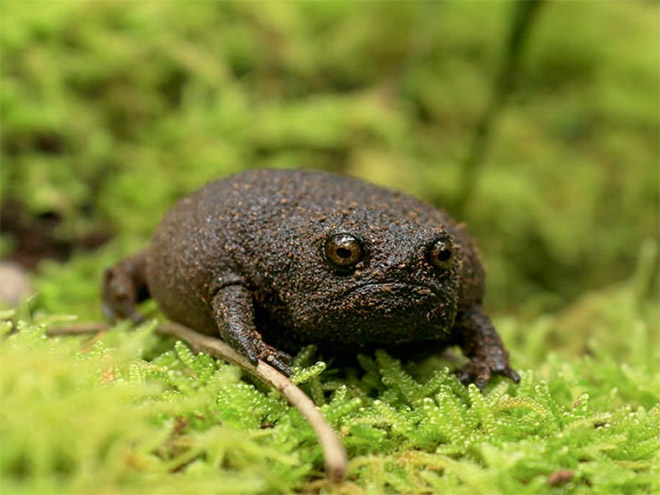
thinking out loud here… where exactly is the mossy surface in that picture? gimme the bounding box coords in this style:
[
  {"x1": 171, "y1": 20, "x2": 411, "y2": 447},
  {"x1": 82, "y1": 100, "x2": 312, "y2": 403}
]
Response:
[
  {"x1": 1, "y1": 1, "x2": 658, "y2": 493},
  {"x1": 2, "y1": 257, "x2": 658, "y2": 494}
]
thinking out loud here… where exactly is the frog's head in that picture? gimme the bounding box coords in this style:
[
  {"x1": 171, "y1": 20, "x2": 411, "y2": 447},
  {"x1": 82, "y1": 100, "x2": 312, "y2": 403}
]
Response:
[{"x1": 279, "y1": 210, "x2": 464, "y2": 348}]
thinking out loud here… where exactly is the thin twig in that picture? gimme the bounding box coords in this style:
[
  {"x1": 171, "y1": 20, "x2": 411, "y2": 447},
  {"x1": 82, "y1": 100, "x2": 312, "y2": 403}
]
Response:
[{"x1": 46, "y1": 321, "x2": 348, "y2": 482}]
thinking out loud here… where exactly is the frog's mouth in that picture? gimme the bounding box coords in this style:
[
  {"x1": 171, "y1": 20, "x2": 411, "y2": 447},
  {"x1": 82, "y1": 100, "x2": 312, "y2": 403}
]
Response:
[
  {"x1": 342, "y1": 282, "x2": 439, "y2": 301},
  {"x1": 339, "y1": 282, "x2": 444, "y2": 321},
  {"x1": 320, "y1": 281, "x2": 456, "y2": 346}
]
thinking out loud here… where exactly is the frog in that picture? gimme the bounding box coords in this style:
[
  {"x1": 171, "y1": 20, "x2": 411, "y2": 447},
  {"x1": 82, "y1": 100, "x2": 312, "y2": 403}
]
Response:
[{"x1": 102, "y1": 168, "x2": 519, "y2": 389}]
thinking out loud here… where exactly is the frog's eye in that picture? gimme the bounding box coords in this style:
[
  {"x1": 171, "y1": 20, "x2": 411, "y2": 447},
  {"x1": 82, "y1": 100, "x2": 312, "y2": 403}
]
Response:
[
  {"x1": 324, "y1": 234, "x2": 364, "y2": 270},
  {"x1": 428, "y1": 239, "x2": 453, "y2": 270}
]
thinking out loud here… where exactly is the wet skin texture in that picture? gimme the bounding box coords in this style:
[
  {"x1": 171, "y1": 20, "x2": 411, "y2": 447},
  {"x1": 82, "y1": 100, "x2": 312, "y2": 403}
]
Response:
[{"x1": 103, "y1": 169, "x2": 519, "y2": 389}]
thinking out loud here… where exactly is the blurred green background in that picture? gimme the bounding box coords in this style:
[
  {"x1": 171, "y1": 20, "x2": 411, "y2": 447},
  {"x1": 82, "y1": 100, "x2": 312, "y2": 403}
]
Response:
[
  {"x1": 1, "y1": 0, "x2": 658, "y2": 325},
  {"x1": 2, "y1": 2, "x2": 659, "y2": 494}
]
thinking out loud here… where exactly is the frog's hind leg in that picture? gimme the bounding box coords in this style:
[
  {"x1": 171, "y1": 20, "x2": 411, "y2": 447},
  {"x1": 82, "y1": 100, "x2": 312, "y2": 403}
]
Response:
[{"x1": 102, "y1": 250, "x2": 150, "y2": 323}]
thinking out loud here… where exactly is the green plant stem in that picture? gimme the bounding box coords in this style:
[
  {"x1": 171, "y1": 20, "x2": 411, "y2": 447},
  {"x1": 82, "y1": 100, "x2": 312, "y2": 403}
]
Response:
[{"x1": 454, "y1": 0, "x2": 544, "y2": 217}]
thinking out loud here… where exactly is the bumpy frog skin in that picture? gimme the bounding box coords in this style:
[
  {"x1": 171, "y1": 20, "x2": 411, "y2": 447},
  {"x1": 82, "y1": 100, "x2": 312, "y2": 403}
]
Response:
[{"x1": 103, "y1": 169, "x2": 519, "y2": 388}]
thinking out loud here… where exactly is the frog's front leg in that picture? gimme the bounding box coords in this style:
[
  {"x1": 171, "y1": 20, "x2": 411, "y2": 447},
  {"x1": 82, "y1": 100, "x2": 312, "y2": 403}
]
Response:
[
  {"x1": 102, "y1": 250, "x2": 150, "y2": 322},
  {"x1": 452, "y1": 305, "x2": 520, "y2": 389},
  {"x1": 211, "y1": 284, "x2": 292, "y2": 376}
]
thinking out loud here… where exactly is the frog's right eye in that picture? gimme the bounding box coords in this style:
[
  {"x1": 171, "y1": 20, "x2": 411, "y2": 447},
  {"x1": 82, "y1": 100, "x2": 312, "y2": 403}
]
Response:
[
  {"x1": 428, "y1": 238, "x2": 453, "y2": 270},
  {"x1": 324, "y1": 234, "x2": 364, "y2": 270}
]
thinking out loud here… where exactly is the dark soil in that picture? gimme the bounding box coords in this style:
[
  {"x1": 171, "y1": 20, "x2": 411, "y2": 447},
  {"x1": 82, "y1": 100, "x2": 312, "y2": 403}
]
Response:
[{"x1": 0, "y1": 199, "x2": 111, "y2": 269}]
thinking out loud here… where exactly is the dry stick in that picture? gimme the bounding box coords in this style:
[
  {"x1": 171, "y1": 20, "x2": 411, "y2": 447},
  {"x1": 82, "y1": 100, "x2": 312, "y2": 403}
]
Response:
[{"x1": 47, "y1": 322, "x2": 348, "y2": 482}]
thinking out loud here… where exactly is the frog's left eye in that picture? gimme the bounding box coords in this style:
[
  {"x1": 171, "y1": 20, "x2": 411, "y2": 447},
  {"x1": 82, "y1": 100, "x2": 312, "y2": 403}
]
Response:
[
  {"x1": 428, "y1": 239, "x2": 453, "y2": 270},
  {"x1": 324, "y1": 234, "x2": 364, "y2": 270}
]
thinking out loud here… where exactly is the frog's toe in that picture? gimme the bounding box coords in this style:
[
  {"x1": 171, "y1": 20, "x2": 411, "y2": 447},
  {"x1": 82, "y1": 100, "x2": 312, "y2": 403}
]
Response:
[
  {"x1": 456, "y1": 362, "x2": 491, "y2": 390},
  {"x1": 275, "y1": 349, "x2": 293, "y2": 365},
  {"x1": 487, "y1": 357, "x2": 520, "y2": 383},
  {"x1": 251, "y1": 341, "x2": 293, "y2": 376},
  {"x1": 498, "y1": 365, "x2": 520, "y2": 383},
  {"x1": 456, "y1": 359, "x2": 519, "y2": 390},
  {"x1": 264, "y1": 353, "x2": 293, "y2": 376},
  {"x1": 235, "y1": 337, "x2": 259, "y2": 366},
  {"x1": 101, "y1": 298, "x2": 144, "y2": 324}
]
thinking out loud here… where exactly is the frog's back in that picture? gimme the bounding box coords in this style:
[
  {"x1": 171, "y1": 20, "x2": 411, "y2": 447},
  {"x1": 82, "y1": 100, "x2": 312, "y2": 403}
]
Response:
[{"x1": 193, "y1": 168, "x2": 431, "y2": 215}]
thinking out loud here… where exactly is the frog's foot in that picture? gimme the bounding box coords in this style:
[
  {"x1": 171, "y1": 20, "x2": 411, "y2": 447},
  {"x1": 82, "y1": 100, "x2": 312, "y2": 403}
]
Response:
[
  {"x1": 232, "y1": 335, "x2": 293, "y2": 376},
  {"x1": 256, "y1": 343, "x2": 293, "y2": 376},
  {"x1": 451, "y1": 305, "x2": 520, "y2": 390},
  {"x1": 456, "y1": 357, "x2": 520, "y2": 391},
  {"x1": 102, "y1": 251, "x2": 150, "y2": 323},
  {"x1": 230, "y1": 331, "x2": 293, "y2": 376}
]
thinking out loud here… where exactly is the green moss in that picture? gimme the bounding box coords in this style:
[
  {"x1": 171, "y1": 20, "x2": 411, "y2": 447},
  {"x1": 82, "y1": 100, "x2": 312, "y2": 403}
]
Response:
[{"x1": 2, "y1": 256, "x2": 658, "y2": 493}]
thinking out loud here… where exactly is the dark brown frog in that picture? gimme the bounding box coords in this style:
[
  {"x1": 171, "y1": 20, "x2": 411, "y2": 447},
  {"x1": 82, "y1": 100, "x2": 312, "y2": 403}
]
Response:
[{"x1": 103, "y1": 169, "x2": 519, "y2": 388}]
